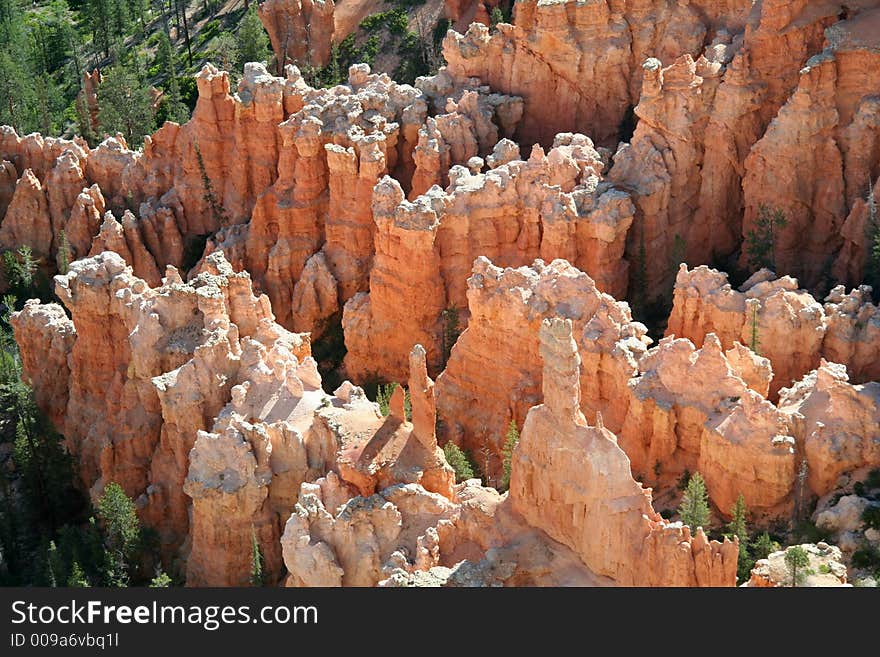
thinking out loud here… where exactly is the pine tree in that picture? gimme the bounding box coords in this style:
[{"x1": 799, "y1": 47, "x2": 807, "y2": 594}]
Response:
[
  {"x1": 727, "y1": 494, "x2": 748, "y2": 541},
  {"x1": 744, "y1": 204, "x2": 787, "y2": 272},
  {"x1": 96, "y1": 482, "x2": 140, "y2": 586},
  {"x1": 236, "y1": 5, "x2": 270, "y2": 68},
  {"x1": 750, "y1": 531, "x2": 778, "y2": 562},
  {"x1": 155, "y1": 30, "x2": 188, "y2": 125},
  {"x1": 84, "y1": 0, "x2": 116, "y2": 59},
  {"x1": 250, "y1": 526, "x2": 263, "y2": 587},
  {"x1": 727, "y1": 494, "x2": 751, "y2": 583},
  {"x1": 443, "y1": 442, "x2": 475, "y2": 483},
  {"x1": 499, "y1": 420, "x2": 519, "y2": 492},
  {"x1": 211, "y1": 32, "x2": 238, "y2": 74},
  {"x1": 784, "y1": 545, "x2": 810, "y2": 587},
  {"x1": 97, "y1": 61, "x2": 155, "y2": 147},
  {"x1": 678, "y1": 471, "x2": 711, "y2": 533}
]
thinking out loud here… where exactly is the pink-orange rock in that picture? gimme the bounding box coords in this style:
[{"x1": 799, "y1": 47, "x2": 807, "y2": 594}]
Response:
[
  {"x1": 746, "y1": 542, "x2": 849, "y2": 587},
  {"x1": 443, "y1": 0, "x2": 752, "y2": 148},
  {"x1": 289, "y1": 251, "x2": 339, "y2": 339},
  {"x1": 258, "y1": 0, "x2": 335, "y2": 72},
  {"x1": 434, "y1": 257, "x2": 650, "y2": 479},
  {"x1": 282, "y1": 475, "x2": 458, "y2": 587},
  {"x1": 667, "y1": 264, "x2": 880, "y2": 394},
  {"x1": 619, "y1": 332, "x2": 796, "y2": 518},
  {"x1": 10, "y1": 300, "x2": 76, "y2": 432},
  {"x1": 778, "y1": 360, "x2": 880, "y2": 498},
  {"x1": 0, "y1": 169, "x2": 52, "y2": 259},
  {"x1": 0, "y1": 159, "x2": 17, "y2": 220},
  {"x1": 80, "y1": 69, "x2": 102, "y2": 137},
  {"x1": 822, "y1": 285, "x2": 880, "y2": 383},
  {"x1": 509, "y1": 317, "x2": 738, "y2": 586},
  {"x1": 609, "y1": 53, "x2": 730, "y2": 297},
  {"x1": 344, "y1": 136, "x2": 635, "y2": 384},
  {"x1": 742, "y1": 8, "x2": 880, "y2": 289},
  {"x1": 328, "y1": 349, "x2": 454, "y2": 501}
]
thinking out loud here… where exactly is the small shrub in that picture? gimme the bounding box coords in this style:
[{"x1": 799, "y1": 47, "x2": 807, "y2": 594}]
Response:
[
  {"x1": 867, "y1": 469, "x2": 880, "y2": 490},
  {"x1": 818, "y1": 563, "x2": 831, "y2": 575},
  {"x1": 854, "y1": 481, "x2": 866, "y2": 497},
  {"x1": 862, "y1": 505, "x2": 880, "y2": 530},
  {"x1": 750, "y1": 532, "x2": 778, "y2": 562},
  {"x1": 375, "y1": 383, "x2": 397, "y2": 416},
  {"x1": 851, "y1": 547, "x2": 880, "y2": 571}
]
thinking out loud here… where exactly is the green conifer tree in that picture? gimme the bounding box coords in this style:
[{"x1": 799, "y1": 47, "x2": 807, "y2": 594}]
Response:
[
  {"x1": 784, "y1": 545, "x2": 810, "y2": 587},
  {"x1": 499, "y1": 420, "x2": 519, "y2": 492},
  {"x1": 237, "y1": 5, "x2": 270, "y2": 68},
  {"x1": 443, "y1": 442, "x2": 475, "y2": 483},
  {"x1": 57, "y1": 230, "x2": 71, "y2": 275},
  {"x1": 678, "y1": 471, "x2": 711, "y2": 533},
  {"x1": 727, "y1": 494, "x2": 752, "y2": 583},
  {"x1": 250, "y1": 526, "x2": 263, "y2": 587},
  {"x1": 96, "y1": 482, "x2": 140, "y2": 586}
]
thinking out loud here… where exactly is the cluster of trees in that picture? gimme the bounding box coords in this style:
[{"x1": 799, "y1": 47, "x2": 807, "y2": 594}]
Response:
[
  {"x1": 677, "y1": 471, "x2": 788, "y2": 585},
  {"x1": 0, "y1": 256, "x2": 170, "y2": 586},
  {"x1": 0, "y1": 0, "x2": 274, "y2": 147}
]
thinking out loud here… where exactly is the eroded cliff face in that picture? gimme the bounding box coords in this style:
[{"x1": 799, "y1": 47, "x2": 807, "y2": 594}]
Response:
[
  {"x1": 343, "y1": 133, "x2": 635, "y2": 383},
  {"x1": 258, "y1": 0, "x2": 335, "y2": 72},
  {"x1": 510, "y1": 317, "x2": 738, "y2": 586},
  {"x1": 6, "y1": 1, "x2": 880, "y2": 587},
  {"x1": 434, "y1": 257, "x2": 650, "y2": 478},
  {"x1": 667, "y1": 265, "x2": 880, "y2": 396},
  {"x1": 443, "y1": 0, "x2": 753, "y2": 149},
  {"x1": 743, "y1": 8, "x2": 880, "y2": 289}
]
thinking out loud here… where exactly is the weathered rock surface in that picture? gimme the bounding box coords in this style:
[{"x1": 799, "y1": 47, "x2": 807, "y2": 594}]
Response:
[
  {"x1": 443, "y1": 0, "x2": 753, "y2": 148},
  {"x1": 619, "y1": 332, "x2": 796, "y2": 520},
  {"x1": 258, "y1": 0, "x2": 335, "y2": 72},
  {"x1": 667, "y1": 265, "x2": 880, "y2": 395},
  {"x1": 434, "y1": 257, "x2": 650, "y2": 478},
  {"x1": 510, "y1": 317, "x2": 737, "y2": 586},
  {"x1": 742, "y1": 7, "x2": 880, "y2": 289},
  {"x1": 777, "y1": 361, "x2": 880, "y2": 498},
  {"x1": 344, "y1": 135, "x2": 635, "y2": 383}
]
